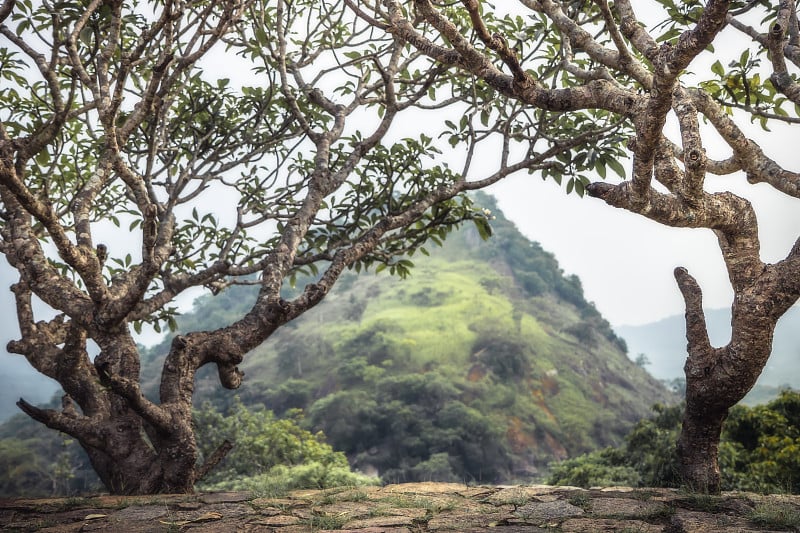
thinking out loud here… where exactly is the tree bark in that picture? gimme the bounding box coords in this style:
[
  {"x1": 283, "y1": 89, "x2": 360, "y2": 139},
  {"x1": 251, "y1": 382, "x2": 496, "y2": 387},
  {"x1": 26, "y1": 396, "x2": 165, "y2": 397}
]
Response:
[
  {"x1": 672, "y1": 256, "x2": 796, "y2": 492},
  {"x1": 677, "y1": 403, "x2": 727, "y2": 493}
]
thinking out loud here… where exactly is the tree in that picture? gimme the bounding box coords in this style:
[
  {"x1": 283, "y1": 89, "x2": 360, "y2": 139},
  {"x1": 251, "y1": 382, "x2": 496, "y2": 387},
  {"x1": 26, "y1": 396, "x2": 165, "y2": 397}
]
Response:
[
  {"x1": 0, "y1": 0, "x2": 583, "y2": 494},
  {"x1": 353, "y1": 0, "x2": 800, "y2": 492}
]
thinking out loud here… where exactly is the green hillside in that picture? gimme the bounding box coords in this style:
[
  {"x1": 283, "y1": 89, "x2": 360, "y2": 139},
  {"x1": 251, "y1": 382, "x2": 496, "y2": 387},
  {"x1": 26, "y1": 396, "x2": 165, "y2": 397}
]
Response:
[{"x1": 141, "y1": 194, "x2": 675, "y2": 483}]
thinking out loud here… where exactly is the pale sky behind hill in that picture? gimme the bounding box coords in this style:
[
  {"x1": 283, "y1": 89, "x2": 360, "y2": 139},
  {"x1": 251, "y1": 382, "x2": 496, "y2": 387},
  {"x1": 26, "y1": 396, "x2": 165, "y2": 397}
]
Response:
[{"x1": 489, "y1": 169, "x2": 800, "y2": 326}]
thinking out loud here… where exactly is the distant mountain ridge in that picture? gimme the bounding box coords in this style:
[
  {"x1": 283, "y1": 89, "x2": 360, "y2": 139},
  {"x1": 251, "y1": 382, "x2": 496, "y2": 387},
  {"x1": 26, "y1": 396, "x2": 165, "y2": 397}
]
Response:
[{"x1": 616, "y1": 306, "x2": 800, "y2": 402}]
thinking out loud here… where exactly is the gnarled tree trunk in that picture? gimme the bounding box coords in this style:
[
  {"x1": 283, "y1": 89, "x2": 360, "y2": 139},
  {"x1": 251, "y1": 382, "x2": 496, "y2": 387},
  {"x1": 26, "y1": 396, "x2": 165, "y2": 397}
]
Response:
[{"x1": 673, "y1": 257, "x2": 792, "y2": 492}]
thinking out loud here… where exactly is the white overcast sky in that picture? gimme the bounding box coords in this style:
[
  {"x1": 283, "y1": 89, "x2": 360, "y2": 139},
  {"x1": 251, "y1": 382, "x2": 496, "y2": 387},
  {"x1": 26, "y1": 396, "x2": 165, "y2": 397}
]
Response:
[
  {"x1": 489, "y1": 168, "x2": 800, "y2": 326},
  {"x1": 0, "y1": 2, "x2": 798, "y2": 346}
]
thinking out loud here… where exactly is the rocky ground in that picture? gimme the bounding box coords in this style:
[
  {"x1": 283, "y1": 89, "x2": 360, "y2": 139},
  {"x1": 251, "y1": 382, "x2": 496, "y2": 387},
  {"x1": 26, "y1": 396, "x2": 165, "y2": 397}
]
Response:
[{"x1": 2, "y1": 482, "x2": 800, "y2": 532}]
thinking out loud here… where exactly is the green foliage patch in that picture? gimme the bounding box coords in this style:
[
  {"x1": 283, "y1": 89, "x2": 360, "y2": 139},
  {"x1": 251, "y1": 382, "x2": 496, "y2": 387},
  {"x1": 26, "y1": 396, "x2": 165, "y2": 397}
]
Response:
[
  {"x1": 194, "y1": 398, "x2": 377, "y2": 495},
  {"x1": 548, "y1": 391, "x2": 800, "y2": 494}
]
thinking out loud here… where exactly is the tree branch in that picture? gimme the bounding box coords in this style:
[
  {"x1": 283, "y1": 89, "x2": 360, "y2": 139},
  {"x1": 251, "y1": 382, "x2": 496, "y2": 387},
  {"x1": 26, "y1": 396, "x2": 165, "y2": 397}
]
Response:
[
  {"x1": 195, "y1": 440, "x2": 233, "y2": 482},
  {"x1": 16, "y1": 398, "x2": 105, "y2": 450},
  {"x1": 0, "y1": 0, "x2": 14, "y2": 24},
  {"x1": 767, "y1": 0, "x2": 800, "y2": 105},
  {"x1": 691, "y1": 89, "x2": 800, "y2": 199}
]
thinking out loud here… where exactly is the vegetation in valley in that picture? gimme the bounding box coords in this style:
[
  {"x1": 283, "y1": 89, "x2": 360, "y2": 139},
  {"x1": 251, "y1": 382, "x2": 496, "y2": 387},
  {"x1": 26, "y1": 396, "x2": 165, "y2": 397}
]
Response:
[
  {"x1": 0, "y1": 398, "x2": 377, "y2": 498},
  {"x1": 192, "y1": 398, "x2": 378, "y2": 495},
  {"x1": 548, "y1": 390, "x2": 800, "y2": 494},
  {"x1": 3, "y1": 199, "x2": 797, "y2": 498}
]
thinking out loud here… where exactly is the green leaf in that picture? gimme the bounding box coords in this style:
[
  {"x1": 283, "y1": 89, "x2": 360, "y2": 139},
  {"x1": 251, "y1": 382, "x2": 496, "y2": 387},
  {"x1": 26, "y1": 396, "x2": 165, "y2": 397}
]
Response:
[
  {"x1": 254, "y1": 26, "x2": 268, "y2": 46},
  {"x1": 595, "y1": 159, "x2": 607, "y2": 179},
  {"x1": 34, "y1": 150, "x2": 49, "y2": 166},
  {"x1": 607, "y1": 158, "x2": 626, "y2": 178},
  {"x1": 574, "y1": 179, "x2": 585, "y2": 197},
  {"x1": 472, "y1": 217, "x2": 493, "y2": 241},
  {"x1": 15, "y1": 18, "x2": 29, "y2": 36}
]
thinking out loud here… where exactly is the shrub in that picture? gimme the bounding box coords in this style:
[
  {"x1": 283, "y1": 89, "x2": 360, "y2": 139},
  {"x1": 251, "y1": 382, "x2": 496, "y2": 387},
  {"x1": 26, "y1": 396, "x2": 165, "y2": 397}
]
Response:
[{"x1": 194, "y1": 397, "x2": 368, "y2": 489}]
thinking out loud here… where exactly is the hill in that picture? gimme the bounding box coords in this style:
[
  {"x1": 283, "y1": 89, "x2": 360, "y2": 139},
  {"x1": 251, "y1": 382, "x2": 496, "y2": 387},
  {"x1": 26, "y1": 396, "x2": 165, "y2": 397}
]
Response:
[
  {"x1": 140, "y1": 193, "x2": 675, "y2": 483},
  {"x1": 616, "y1": 306, "x2": 800, "y2": 404}
]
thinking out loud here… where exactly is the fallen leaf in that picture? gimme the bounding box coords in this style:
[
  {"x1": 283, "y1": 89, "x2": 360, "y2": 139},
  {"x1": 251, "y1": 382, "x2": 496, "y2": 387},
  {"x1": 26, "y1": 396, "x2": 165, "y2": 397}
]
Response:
[
  {"x1": 160, "y1": 520, "x2": 192, "y2": 526},
  {"x1": 84, "y1": 514, "x2": 107, "y2": 520},
  {"x1": 194, "y1": 512, "x2": 223, "y2": 521}
]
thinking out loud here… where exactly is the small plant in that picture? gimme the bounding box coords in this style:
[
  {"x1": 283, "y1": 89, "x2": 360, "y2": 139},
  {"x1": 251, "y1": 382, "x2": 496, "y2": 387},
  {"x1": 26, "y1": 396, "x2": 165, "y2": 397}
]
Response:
[
  {"x1": 341, "y1": 489, "x2": 370, "y2": 502},
  {"x1": 631, "y1": 489, "x2": 656, "y2": 502},
  {"x1": 306, "y1": 486, "x2": 373, "y2": 505},
  {"x1": 367, "y1": 505, "x2": 397, "y2": 518},
  {"x1": 748, "y1": 501, "x2": 800, "y2": 530},
  {"x1": 377, "y1": 494, "x2": 456, "y2": 513},
  {"x1": 567, "y1": 492, "x2": 591, "y2": 511},
  {"x1": 498, "y1": 493, "x2": 532, "y2": 508},
  {"x1": 378, "y1": 495, "x2": 431, "y2": 509},
  {"x1": 635, "y1": 503, "x2": 675, "y2": 521},
  {"x1": 305, "y1": 510, "x2": 349, "y2": 530},
  {"x1": 679, "y1": 491, "x2": 724, "y2": 513},
  {"x1": 41, "y1": 496, "x2": 99, "y2": 512}
]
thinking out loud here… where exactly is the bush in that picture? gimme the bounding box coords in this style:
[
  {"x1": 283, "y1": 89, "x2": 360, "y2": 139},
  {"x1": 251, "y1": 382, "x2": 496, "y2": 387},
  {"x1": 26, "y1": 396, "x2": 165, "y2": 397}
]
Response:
[
  {"x1": 472, "y1": 335, "x2": 529, "y2": 381},
  {"x1": 547, "y1": 393, "x2": 800, "y2": 494},
  {"x1": 201, "y1": 462, "x2": 379, "y2": 496},
  {"x1": 721, "y1": 391, "x2": 800, "y2": 493},
  {"x1": 408, "y1": 453, "x2": 461, "y2": 483},
  {"x1": 262, "y1": 379, "x2": 313, "y2": 415},
  {"x1": 548, "y1": 448, "x2": 641, "y2": 488},
  {"x1": 194, "y1": 397, "x2": 372, "y2": 489}
]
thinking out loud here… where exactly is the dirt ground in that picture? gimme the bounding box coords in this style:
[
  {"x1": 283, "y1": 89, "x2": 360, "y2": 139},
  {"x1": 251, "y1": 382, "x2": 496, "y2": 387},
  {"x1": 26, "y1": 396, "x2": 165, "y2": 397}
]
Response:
[{"x1": 2, "y1": 482, "x2": 799, "y2": 532}]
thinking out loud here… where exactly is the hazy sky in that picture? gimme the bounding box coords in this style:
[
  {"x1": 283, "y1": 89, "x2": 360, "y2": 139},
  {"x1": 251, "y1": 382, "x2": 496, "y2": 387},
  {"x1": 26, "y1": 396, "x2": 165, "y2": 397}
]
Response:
[
  {"x1": 1, "y1": 1, "x2": 798, "y2": 345},
  {"x1": 490, "y1": 171, "x2": 800, "y2": 326}
]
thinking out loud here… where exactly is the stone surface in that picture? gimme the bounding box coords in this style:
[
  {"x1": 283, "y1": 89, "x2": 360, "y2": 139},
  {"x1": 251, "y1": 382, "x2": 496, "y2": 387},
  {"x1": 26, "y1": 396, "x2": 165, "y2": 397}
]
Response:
[{"x1": 1, "y1": 484, "x2": 799, "y2": 532}]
